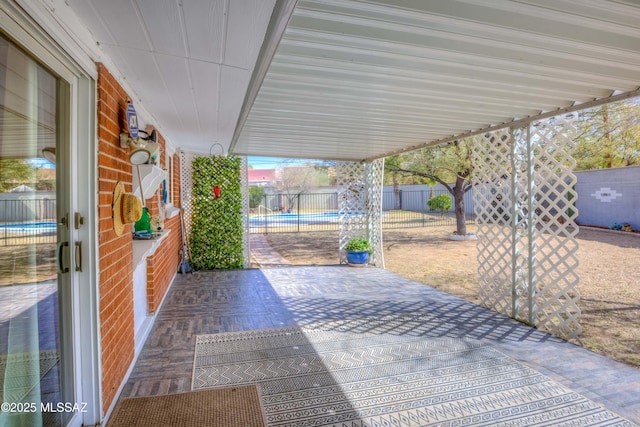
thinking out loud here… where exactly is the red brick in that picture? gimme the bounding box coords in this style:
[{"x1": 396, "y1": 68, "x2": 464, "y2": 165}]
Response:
[{"x1": 96, "y1": 64, "x2": 183, "y2": 415}]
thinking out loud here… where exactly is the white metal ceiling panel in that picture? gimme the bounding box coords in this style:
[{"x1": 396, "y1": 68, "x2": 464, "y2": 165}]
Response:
[
  {"x1": 84, "y1": 0, "x2": 150, "y2": 52},
  {"x1": 136, "y1": 0, "x2": 185, "y2": 58},
  {"x1": 103, "y1": 46, "x2": 166, "y2": 107},
  {"x1": 65, "y1": 0, "x2": 640, "y2": 159},
  {"x1": 218, "y1": 65, "x2": 251, "y2": 144},
  {"x1": 155, "y1": 54, "x2": 206, "y2": 142},
  {"x1": 232, "y1": 0, "x2": 640, "y2": 161},
  {"x1": 190, "y1": 60, "x2": 220, "y2": 139},
  {"x1": 66, "y1": 0, "x2": 117, "y2": 46},
  {"x1": 181, "y1": 0, "x2": 226, "y2": 63},
  {"x1": 225, "y1": 0, "x2": 277, "y2": 69},
  {"x1": 67, "y1": 0, "x2": 277, "y2": 154}
]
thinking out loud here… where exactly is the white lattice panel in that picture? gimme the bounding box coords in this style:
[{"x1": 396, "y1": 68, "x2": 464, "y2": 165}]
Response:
[
  {"x1": 530, "y1": 114, "x2": 581, "y2": 338},
  {"x1": 179, "y1": 150, "x2": 199, "y2": 239},
  {"x1": 337, "y1": 161, "x2": 367, "y2": 264},
  {"x1": 472, "y1": 130, "x2": 513, "y2": 314},
  {"x1": 241, "y1": 156, "x2": 250, "y2": 266},
  {"x1": 366, "y1": 159, "x2": 385, "y2": 268},
  {"x1": 337, "y1": 161, "x2": 384, "y2": 267},
  {"x1": 471, "y1": 118, "x2": 581, "y2": 340}
]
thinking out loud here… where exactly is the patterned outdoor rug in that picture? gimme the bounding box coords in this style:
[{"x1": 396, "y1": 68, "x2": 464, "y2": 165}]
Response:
[
  {"x1": 193, "y1": 327, "x2": 634, "y2": 427},
  {"x1": 0, "y1": 350, "x2": 59, "y2": 403}
]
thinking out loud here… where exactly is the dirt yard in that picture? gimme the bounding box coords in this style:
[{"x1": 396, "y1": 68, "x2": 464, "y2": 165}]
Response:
[{"x1": 263, "y1": 226, "x2": 640, "y2": 368}]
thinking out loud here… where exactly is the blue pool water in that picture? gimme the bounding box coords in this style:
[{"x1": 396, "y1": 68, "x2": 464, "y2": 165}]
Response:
[
  {"x1": 0, "y1": 221, "x2": 57, "y2": 233},
  {"x1": 249, "y1": 211, "x2": 365, "y2": 225}
]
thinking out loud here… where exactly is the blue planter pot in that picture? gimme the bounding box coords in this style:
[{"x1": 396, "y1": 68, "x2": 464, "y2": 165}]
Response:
[{"x1": 346, "y1": 250, "x2": 369, "y2": 265}]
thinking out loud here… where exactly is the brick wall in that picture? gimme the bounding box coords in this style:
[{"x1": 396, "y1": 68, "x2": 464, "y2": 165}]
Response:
[
  {"x1": 140, "y1": 129, "x2": 182, "y2": 312},
  {"x1": 97, "y1": 64, "x2": 181, "y2": 414},
  {"x1": 147, "y1": 214, "x2": 181, "y2": 313},
  {"x1": 97, "y1": 64, "x2": 135, "y2": 413}
]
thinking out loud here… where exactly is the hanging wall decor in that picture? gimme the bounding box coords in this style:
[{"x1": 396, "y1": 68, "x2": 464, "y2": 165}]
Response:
[{"x1": 189, "y1": 155, "x2": 244, "y2": 270}]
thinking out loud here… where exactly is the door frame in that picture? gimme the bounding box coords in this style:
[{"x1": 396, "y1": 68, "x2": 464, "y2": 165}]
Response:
[{"x1": 1, "y1": 1, "x2": 101, "y2": 425}]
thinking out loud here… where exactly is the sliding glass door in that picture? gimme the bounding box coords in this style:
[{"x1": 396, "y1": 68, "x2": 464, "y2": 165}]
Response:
[{"x1": 0, "y1": 33, "x2": 75, "y2": 427}]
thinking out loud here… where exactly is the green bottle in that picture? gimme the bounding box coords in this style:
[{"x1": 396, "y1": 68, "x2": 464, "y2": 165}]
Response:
[{"x1": 135, "y1": 207, "x2": 152, "y2": 233}]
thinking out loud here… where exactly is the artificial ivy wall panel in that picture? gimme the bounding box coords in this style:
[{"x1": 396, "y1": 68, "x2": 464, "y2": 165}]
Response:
[{"x1": 189, "y1": 155, "x2": 244, "y2": 270}]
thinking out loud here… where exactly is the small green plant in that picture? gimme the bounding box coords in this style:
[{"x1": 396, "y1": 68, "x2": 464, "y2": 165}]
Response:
[
  {"x1": 427, "y1": 194, "x2": 452, "y2": 217},
  {"x1": 344, "y1": 238, "x2": 370, "y2": 252}
]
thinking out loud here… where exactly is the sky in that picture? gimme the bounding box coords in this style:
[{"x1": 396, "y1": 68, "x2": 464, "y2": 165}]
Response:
[
  {"x1": 248, "y1": 156, "x2": 326, "y2": 169},
  {"x1": 24, "y1": 155, "x2": 294, "y2": 170},
  {"x1": 25, "y1": 155, "x2": 312, "y2": 170},
  {"x1": 26, "y1": 158, "x2": 55, "y2": 168},
  {"x1": 247, "y1": 156, "x2": 284, "y2": 169}
]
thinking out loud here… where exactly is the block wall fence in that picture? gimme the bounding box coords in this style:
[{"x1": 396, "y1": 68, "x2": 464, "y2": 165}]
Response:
[{"x1": 575, "y1": 166, "x2": 640, "y2": 230}]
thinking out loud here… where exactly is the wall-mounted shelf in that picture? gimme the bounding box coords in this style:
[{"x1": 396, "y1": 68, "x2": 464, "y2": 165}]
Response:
[{"x1": 133, "y1": 164, "x2": 167, "y2": 201}]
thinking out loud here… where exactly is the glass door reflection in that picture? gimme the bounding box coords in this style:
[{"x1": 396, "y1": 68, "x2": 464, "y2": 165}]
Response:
[{"x1": 0, "y1": 34, "x2": 71, "y2": 427}]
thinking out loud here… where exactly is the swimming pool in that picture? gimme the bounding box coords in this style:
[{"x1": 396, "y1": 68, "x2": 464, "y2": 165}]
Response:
[
  {"x1": 249, "y1": 211, "x2": 365, "y2": 225},
  {"x1": 0, "y1": 221, "x2": 57, "y2": 234}
]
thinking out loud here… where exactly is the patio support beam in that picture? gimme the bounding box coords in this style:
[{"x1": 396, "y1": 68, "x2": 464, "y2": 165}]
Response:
[
  {"x1": 229, "y1": 0, "x2": 299, "y2": 154},
  {"x1": 365, "y1": 159, "x2": 384, "y2": 268},
  {"x1": 525, "y1": 125, "x2": 536, "y2": 326},
  {"x1": 510, "y1": 125, "x2": 537, "y2": 325}
]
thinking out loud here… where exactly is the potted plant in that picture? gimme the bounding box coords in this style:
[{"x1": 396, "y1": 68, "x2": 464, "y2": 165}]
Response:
[{"x1": 344, "y1": 238, "x2": 371, "y2": 266}]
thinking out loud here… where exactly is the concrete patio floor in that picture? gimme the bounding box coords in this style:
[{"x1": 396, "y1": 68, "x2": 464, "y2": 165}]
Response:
[{"x1": 118, "y1": 266, "x2": 640, "y2": 425}]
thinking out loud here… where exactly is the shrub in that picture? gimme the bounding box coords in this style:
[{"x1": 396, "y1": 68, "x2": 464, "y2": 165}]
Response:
[
  {"x1": 249, "y1": 186, "x2": 265, "y2": 208},
  {"x1": 427, "y1": 194, "x2": 452, "y2": 217},
  {"x1": 344, "y1": 238, "x2": 370, "y2": 252}
]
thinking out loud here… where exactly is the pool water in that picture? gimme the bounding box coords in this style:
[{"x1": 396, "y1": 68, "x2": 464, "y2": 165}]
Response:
[
  {"x1": 249, "y1": 211, "x2": 365, "y2": 224},
  {"x1": 0, "y1": 221, "x2": 57, "y2": 233}
]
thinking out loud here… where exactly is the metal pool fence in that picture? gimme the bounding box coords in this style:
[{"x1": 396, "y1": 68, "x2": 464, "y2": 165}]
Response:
[
  {"x1": 1, "y1": 199, "x2": 57, "y2": 246},
  {"x1": 249, "y1": 190, "x2": 475, "y2": 233},
  {"x1": 0, "y1": 191, "x2": 475, "y2": 244}
]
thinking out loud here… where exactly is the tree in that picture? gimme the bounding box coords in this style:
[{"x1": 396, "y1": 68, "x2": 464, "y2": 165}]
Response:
[
  {"x1": 573, "y1": 100, "x2": 640, "y2": 170},
  {"x1": 248, "y1": 186, "x2": 265, "y2": 209},
  {"x1": 385, "y1": 138, "x2": 474, "y2": 236},
  {"x1": 384, "y1": 160, "x2": 438, "y2": 210},
  {"x1": 274, "y1": 164, "x2": 321, "y2": 211},
  {"x1": 0, "y1": 159, "x2": 35, "y2": 192}
]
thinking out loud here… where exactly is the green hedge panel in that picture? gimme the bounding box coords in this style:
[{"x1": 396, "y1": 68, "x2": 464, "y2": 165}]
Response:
[{"x1": 189, "y1": 155, "x2": 244, "y2": 270}]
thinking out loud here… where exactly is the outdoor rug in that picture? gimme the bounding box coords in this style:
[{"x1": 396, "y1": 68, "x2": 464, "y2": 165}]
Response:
[
  {"x1": 193, "y1": 326, "x2": 635, "y2": 427},
  {"x1": 0, "y1": 350, "x2": 59, "y2": 403},
  {"x1": 108, "y1": 385, "x2": 266, "y2": 427}
]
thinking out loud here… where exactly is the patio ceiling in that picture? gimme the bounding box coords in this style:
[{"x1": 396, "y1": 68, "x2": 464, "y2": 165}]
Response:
[
  {"x1": 66, "y1": 0, "x2": 277, "y2": 154},
  {"x1": 63, "y1": 0, "x2": 640, "y2": 161},
  {"x1": 231, "y1": 0, "x2": 640, "y2": 161}
]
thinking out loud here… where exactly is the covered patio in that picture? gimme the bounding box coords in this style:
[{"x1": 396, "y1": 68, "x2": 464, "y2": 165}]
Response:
[
  {"x1": 114, "y1": 266, "x2": 640, "y2": 425},
  {"x1": 6, "y1": 0, "x2": 638, "y2": 425},
  {"x1": 90, "y1": 0, "x2": 640, "y2": 424}
]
